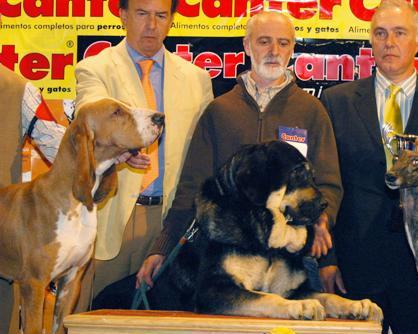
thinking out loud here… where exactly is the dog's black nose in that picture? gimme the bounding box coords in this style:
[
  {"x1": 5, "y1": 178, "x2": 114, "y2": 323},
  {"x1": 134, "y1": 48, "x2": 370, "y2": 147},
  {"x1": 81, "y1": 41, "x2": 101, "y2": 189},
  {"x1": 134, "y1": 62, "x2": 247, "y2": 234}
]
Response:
[
  {"x1": 385, "y1": 173, "x2": 397, "y2": 184},
  {"x1": 152, "y1": 113, "x2": 165, "y2": 127}
]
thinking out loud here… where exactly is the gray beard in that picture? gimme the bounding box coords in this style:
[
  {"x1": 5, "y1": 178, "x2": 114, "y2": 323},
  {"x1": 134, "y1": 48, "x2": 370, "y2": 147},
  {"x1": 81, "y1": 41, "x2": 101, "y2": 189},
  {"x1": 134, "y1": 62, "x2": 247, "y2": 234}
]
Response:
[{"x1": 251, "y1": 57, "x2": 286, "y2": 81}]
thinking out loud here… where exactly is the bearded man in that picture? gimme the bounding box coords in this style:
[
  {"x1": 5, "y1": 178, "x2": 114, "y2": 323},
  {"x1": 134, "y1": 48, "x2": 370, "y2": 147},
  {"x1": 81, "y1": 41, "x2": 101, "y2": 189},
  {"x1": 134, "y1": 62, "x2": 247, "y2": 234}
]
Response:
[{"x1": 130, "y1": 10, "x2": 343, "y2": 291}]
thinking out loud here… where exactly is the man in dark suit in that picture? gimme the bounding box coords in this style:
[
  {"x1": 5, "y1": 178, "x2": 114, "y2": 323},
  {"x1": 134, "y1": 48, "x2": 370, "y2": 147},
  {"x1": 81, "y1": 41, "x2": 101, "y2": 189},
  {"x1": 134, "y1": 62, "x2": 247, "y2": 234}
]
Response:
[{"x1": 320, "y1": 1, "x2": 418, "y2": 333}]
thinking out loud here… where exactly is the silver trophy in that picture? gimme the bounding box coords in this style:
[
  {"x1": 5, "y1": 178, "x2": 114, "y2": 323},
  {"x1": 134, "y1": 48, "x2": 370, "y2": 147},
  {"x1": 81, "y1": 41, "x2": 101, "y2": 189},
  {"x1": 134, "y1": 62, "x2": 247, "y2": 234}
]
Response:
[
  {"x1": 383, "y1": 123, "x2": 418, "y2": 272},
  {"x1": 382, "y1": 123, "x2": 418, "y2": 158}
]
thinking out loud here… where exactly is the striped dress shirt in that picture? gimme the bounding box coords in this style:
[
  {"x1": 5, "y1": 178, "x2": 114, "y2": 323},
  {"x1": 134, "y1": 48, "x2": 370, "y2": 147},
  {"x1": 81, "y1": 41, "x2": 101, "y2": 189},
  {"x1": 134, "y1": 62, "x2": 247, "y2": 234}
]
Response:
[{"x1": 375, "y1": 69, "x2": 416, "y2": 133}]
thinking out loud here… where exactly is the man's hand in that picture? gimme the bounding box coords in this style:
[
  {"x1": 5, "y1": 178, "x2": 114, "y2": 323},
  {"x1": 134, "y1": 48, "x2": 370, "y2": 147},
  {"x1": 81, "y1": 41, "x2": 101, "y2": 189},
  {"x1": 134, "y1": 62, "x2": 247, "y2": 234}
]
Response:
[
  {"x1": 320, "y1": 265, "x2": 347, "y2": 294},
  {"x1": 116, "y1": 151, "x2": 151, "y2": 169},
  {"x1": 310, "y1": 212, "x2": 333, "y2": 258},
  {"x1": 136, "y1": 254, "x2": 165, "y2": 289}
]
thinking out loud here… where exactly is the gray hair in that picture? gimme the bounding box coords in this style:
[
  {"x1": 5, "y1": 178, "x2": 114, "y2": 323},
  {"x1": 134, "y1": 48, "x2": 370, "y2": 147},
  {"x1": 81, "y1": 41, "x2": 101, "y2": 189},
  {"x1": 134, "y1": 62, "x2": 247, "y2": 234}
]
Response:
[
  {"x1": 372, "y1": 0, "x2": 418, "y2": 40},
  {"x1": 244, "y1": 11, "x2": 296, "y2": 43}
]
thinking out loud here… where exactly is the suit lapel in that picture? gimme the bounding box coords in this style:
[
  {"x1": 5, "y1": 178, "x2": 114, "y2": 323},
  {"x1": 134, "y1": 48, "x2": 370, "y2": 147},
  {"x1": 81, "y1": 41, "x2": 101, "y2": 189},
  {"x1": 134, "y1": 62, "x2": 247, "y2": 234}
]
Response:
[
  {"x1": 111, "y1": 39, "x2": 147, "y2": 107},
  {"x1": 109, "y1": 43, "x2": 185, "y2": 110},
  {"x1": 405, "y1": 78, "x2": 418, "y2": 135},
  {"x1": 353, "y1": 76, "x2": 384, "y2": 148},
  {"x1": 163, "y1": 50, "x2": 184, "y2": 111}
]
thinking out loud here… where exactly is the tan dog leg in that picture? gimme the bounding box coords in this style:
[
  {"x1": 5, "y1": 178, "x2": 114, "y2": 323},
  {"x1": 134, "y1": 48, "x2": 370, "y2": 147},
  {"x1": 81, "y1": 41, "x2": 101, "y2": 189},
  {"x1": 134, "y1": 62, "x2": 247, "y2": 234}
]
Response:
[
  {"x1": 7, "y1": 283, "x2": 21, "y2": 334},
  {"x1": 19, "y1": 280, "x2": 46, "y2": 334},
  {"x1": 43, "y1": 284, "x2": 57, "y2": 334},
  {"x1": 311, "y1": 293, "x2": 383, "y2": 322},
  {"x1": 52, "y1": 264, "x2": 88, "y2": 334}
]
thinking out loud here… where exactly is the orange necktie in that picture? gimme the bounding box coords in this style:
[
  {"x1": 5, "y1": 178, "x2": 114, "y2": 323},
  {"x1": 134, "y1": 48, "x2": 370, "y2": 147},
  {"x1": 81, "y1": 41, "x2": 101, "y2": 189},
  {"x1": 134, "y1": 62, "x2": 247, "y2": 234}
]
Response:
[{"x1": 139, "y1": 59, "x2": 159, "y2": 191}]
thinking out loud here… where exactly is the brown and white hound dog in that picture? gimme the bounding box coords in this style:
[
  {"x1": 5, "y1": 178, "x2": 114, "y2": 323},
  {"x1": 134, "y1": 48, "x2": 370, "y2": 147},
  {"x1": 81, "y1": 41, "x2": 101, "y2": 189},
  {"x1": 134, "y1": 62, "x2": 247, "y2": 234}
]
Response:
[{"x1": 0, "y1": 98, "x2": 164, "y2": 334}]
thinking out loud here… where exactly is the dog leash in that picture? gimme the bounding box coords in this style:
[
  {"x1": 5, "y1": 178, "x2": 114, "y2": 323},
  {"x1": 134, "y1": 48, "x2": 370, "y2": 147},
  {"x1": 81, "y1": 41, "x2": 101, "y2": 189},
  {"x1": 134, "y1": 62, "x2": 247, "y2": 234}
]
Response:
[{"x1": 130, "y1": 219, "x2": 199, "y2": 310}]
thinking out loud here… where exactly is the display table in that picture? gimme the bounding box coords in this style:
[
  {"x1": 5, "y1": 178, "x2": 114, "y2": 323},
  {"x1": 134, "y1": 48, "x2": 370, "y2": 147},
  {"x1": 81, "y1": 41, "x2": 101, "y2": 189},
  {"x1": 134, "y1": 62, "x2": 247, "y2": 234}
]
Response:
[{"x1": 64, "y1": 310, "x2": 381, "y2": 334}]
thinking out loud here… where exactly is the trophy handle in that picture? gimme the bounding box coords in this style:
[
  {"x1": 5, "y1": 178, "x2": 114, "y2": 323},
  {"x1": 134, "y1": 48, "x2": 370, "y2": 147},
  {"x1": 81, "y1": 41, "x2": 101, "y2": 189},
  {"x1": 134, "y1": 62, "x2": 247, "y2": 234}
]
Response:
[{"x1": 382, "y1": 123, "x2": 398, "y2": 156}]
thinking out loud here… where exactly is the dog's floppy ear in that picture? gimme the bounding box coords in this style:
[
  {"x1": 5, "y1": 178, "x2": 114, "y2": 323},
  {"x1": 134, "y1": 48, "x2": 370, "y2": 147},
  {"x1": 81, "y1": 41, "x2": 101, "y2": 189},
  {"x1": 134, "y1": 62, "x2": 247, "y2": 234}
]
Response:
[
  {"x1": 71, "y1": 120, "x2": 96, "y2": 211},
  {"x1": 93, "y1": 164, "x2": 117, "y2": 203}
]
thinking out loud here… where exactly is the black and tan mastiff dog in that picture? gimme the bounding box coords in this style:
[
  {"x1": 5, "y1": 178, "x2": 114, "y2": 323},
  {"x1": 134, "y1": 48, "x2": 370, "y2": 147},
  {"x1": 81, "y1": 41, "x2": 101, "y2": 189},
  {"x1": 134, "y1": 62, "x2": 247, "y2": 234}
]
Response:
[{"x1": 94, "y1": 141, "x2": 383, "y2": 322}]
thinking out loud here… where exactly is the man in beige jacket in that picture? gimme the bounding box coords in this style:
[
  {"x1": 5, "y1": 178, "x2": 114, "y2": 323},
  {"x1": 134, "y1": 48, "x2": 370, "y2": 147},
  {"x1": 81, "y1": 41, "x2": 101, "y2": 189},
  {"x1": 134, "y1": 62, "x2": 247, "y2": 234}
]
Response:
[{"x1": 74, "y1": 0, "x2": 213, "y2": 309}]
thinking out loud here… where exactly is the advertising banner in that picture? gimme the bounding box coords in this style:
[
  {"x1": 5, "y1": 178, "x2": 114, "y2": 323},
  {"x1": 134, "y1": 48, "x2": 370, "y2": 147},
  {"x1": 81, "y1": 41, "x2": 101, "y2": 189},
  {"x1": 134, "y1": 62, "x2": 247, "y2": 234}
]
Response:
[{"x1": 0, "y1": 0, "x2": 398, "y2": 99}]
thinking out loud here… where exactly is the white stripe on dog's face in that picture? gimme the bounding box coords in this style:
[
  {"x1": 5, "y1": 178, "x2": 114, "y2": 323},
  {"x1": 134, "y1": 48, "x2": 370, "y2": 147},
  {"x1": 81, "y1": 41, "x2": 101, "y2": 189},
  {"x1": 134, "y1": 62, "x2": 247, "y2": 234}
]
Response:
[
  {"x1": 266, "y1": 186, "x2": 307, "y2": 252},
  {"x1": 130, "y1": 107, "x2": 163, "y2": 148},
  {"x1": 266, "y1": 187, "x2": 286, "y2": 216}
]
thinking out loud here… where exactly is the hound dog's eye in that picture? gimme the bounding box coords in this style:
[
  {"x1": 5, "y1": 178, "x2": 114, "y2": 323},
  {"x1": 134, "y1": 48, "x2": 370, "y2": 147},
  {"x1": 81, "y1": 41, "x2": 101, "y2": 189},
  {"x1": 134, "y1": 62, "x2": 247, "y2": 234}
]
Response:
[{"x1": 112, "y1": 108, "x2": 123, "y2": 116}]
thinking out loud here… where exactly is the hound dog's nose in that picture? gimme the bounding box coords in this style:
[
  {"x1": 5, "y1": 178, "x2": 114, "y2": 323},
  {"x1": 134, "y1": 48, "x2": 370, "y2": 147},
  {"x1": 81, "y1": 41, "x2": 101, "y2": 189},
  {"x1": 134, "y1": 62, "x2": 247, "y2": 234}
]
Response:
[
  {"x1": 385, "y1": 173, "x2": 397, "y2": 184},
  {"x1": 152, "y1": 113, "x2": 165, "y2": 127}
]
